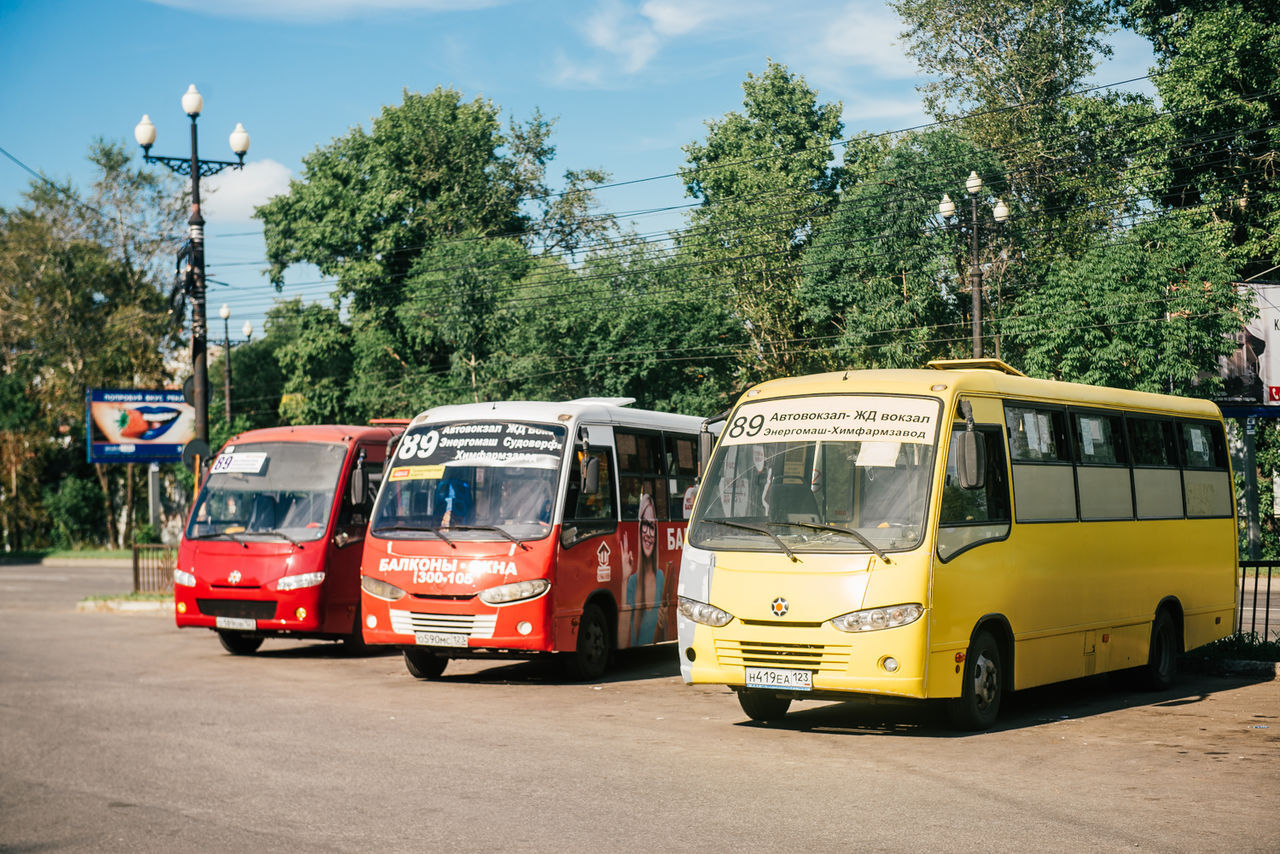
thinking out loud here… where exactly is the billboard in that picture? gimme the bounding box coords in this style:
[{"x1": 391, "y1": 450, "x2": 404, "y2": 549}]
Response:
[
  {"x1": 1219, "y1": 283, "x2": 1280, "y2": 405},
  {"x1": 86, "y1": 389, "x2": 195, "y2": 463}
]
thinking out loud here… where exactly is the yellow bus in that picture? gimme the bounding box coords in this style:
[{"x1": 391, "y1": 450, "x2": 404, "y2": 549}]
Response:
[{"x1": 676, "y1": 359, "x2": 1237, "y2": 729}]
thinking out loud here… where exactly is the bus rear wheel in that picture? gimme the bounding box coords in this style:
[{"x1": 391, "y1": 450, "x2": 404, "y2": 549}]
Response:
[
  {"x1": 563, "y1": 603, "x2": 611, "y2": 682},
  {"x1": 217, "y1": 631, "x2": 263, "y2": 656},
  {"x1": 1139, "y1": 610, "x2": 1178, "y2": 691},
  {"x1": 948, "y1": 629, "x2": 1003, "y2": 731},
  {"x1": 403, "y1": 648, "x2": 448, "y2": 679},
  {"x1": 737, "y1": 689, "x2": 792, "y2": 723}
]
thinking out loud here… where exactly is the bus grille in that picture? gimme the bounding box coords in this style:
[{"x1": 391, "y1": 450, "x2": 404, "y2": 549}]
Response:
[
  {"x1": 390, "y1": 610, "x2": 498, "y2": 639},
  {"x1": 196, "y1": 599, "x2": 277, "y2": 620},
  {"x1": 716, "y1": 639, "x2": 850, "y2": 671}
]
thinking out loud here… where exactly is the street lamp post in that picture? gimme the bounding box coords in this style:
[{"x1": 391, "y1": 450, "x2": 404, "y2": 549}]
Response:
[
  {"x1": 219, "y1": 304, "x2": 232, "y2": 423},
  {"x1": 939, "y1": 171, "x2": 1009, "y2": 359},
  {"x1": 135, "y1": 86, "x2": 250, "y2": 449}
]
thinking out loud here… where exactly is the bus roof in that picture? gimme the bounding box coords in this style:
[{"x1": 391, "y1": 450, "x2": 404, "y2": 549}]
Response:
[
  {"x1": 741, "y1": 361, "x2": 1224, "y2": 420},
  {"x1": 223, "y1": 423, "x2": 407, "y2": 447},
  {"x1": 406, "y1": 399, "x2": 704, "y2": 433}
]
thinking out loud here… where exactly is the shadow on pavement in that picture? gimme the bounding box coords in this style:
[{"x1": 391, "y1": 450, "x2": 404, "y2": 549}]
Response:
[{"x1": 732, "y1": 669, "x2": 1274, "y2": 737}]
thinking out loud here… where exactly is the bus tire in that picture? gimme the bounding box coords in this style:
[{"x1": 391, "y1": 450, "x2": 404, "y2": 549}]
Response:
[
  {"x1": 403, "y1": 649, "x2": 448, "y2": 679},
  {"x1": 217, "y1": 631, "x2": 263, "y2": 656},
  {"x1": 564, "y1": 603, "x2": 611, "y2": 682},
  {"x1": 1139, "y1": 610, "x2": 1178, "y2": 691},
  {"x1": 948, "y1": 629, "x2": 1003, "y2": 731},
  {"x1": 737, "y1": 689, "x2": 791, "y2": 723}
]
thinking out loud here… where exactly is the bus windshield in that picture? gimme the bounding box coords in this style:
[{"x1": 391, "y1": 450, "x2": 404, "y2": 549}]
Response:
[
  {"x1": 186, "y1": 441, "x2": 348, "y2": 542},
  {"x1": 689, "y1": 395, "x2": 941, "y2": 555},
  {"x1": 370, "y1": 420, "x2": 567, "y2": 542}
]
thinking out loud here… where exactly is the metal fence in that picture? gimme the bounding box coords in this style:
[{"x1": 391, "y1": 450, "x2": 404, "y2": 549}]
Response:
[
  {"x1": 132, "y1": 544, "x2": 176, "y2": 594},
  {"x1": 1237, "y1": 561, "x2": 1277, "y2": 639}
]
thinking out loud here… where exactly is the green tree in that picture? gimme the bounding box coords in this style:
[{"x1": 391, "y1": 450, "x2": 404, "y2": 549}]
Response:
[
  {"x1": 42, "y1": 474, "x2": 106, "y2": 550},
  {"x1": 209, "y1": 298, "x2": 308, "y2": 432},
  {"x1": 680, "y1": 60, "x2": 844, "y2": 382},
  {"x1": 1120, "y1": 0, "x2": 1280, "y2": 277},
  {"x1": 504, "y1": 237, "x2": 743, "y2": 416},
  {"x1": 801, "y1": 129, "x2": 1010, "y2": 367},
  {"x1": 274, "y1": 303, "x2": 354, "y2": 425},
  {"x1": 1, "y1": 141, "x2": 182, "y2": 549},
  {"x1": 1002, "y1": 215, "x2": 1243, "y2": 392},
  {"x1": 256, "y1": 87, "x2": 611, "y2": 418}
]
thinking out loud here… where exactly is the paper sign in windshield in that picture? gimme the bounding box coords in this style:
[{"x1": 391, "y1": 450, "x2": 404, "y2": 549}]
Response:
[
  {"x1": 722, "y1": 396, "x2": 939, "y2": 446},
  {"x1": 388, "y1": 465, "x2": 446, "y2": 482},
  {"x1": 210, "y1": 452, "x2": 268, "y2": 474}
]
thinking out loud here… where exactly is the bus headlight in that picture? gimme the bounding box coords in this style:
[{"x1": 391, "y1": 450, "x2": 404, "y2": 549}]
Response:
[
  {"x1": 277, "y1": 571, "x2": 325, "y2": 591},
  {"x1": 174, "y1": 568, "x2": 196, "y2": 587},
  {"x1": 830, "y1": 603, "x2": 923, "y2": 633},
  {"x1": 361, "y1": 575, "x2": 406, "y2": 601},
  {"x1": 478, "y1": 579, "x2": 550, "y2": 605},
  {"x1": 677, "y1": 596, "x2": 734, "y2": 627}
]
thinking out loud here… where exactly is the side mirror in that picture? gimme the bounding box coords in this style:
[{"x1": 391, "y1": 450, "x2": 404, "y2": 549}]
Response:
[
  {"x1": 581, "y1": 454, "x2": 600, "y2": 495},
  {"x1": 956, "y1": 430, "x2": 986, "y2": 490},
  {"x1": 698, "y1": 430, "x2": 714, "y2": 479},
  {"x1": 350, "y1": 448, "x2": 368, "y2": 506},
  {"x1": 334, "y1": 530, "x2": 357, "y2": 548}
]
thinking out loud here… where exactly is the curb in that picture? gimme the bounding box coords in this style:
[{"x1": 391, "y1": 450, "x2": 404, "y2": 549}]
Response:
[
  {"x1": 43, "y1": 558, "x2": 133, "y2": 568},
  {"x1": 1180, "y1": 655, "x2": 1280, "y2": 680},
  {"x1": 76, "y1": 599, "x2": 174, "y2": 615}
]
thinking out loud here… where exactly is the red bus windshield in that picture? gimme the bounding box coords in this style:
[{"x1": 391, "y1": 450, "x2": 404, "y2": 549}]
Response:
[
  {"x1": 186, "y1": 441, "x2": 349, "y2": 543},
  {"x1": 370, "y1": 420, "x2": 567, "y2": 543}
]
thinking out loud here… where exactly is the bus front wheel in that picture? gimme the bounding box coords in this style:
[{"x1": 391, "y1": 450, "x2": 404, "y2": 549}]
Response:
[
  {"x1": 403, "y1": 649, "x2": 448, "y2": 679},
  {"x1": 563, "y1": 603, "x2": 611, "y2": 682},
  {"x1": 217, "y1": 631, "x2": 263, "y2": 656},
  {"x1": 948, "y1": 629, "x2": 1003, "y2": 731},
  {"x1": 1139, "y1": 610, "x2": 1178, "y2": 691},
  {"x1": 737, "y1": 689, "x2": 792, "y2": 723}
]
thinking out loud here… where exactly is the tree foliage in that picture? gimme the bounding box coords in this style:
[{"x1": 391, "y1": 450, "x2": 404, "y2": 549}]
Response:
[
  {"x1": 1120, "y1": 0, "x2": 1280, "y2": 276},
  {"x1": 1, "y1": 142, "x2": 183, "y2": 548},
  {"x1": 680, "y1": 60, "x2": 844, "y2": 381},
  {"x1": 256, "y1": 87, "x2": 615, "y2": 421}
]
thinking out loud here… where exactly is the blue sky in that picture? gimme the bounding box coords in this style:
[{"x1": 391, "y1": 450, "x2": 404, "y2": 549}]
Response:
[{"x1": 0, "y1": 0, "x2": 1156, "y2": 339}]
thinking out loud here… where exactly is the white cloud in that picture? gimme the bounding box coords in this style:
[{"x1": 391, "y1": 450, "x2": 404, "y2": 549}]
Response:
[
  {"x1": 203, "y1": 159, "x2": 292, "y2": 223},
  {"x1": 550, "y1": 52, "x2": 608, "y2": 89},
  {"x1": 640, "y1": 0, "x2": 740, "y2": 37},
  {"x1": 144, "y1": 0, "x2": 509, "y2": 22},
  {"x1": 584, "y1": 0, "x2": 661, "y2": 74},
  {"x1": 816, "y1": 3, "x2": 917, "y2": 79}
]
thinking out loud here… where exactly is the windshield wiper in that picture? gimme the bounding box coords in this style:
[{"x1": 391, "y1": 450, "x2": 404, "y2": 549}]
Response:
[
  {"x1": 774, "y1": 521, "x2": 892, "y2": 564},
  {"x1": 447, "y1": 525, "x2": 531, "y2": 551},
  {"x1": 188, "y1": 530, "x2": 248, "y2": 549},
  {"x1": 703, "y1": 519, "x2": 799, "y2": 563},
  {"x1": 252, "y1": 529, "x2": 305, "y2": 548},
  {"x1": 372, "y1": 523, "x2": 456, "y2": 548}
]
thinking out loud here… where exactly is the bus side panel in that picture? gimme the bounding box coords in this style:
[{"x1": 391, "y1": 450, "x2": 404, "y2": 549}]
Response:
[
  {"x1": 926, "y1": 537, "x2": 1014, "y2": 699},
  {"x1": 932, "y1": 514, "x2": 1237, "y2": 697},
  {"x1": 551, "y1": 530, "x2": 619, "y2": 653}
]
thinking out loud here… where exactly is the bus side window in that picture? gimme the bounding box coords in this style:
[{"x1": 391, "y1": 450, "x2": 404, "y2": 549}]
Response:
[
  {"x1": 1180, "y1": 420, "x2": 1231, "y2": 518},
  {"x1": 561, "y1": 447, "x2": 617, "y2": 547},
  {"x1": 938, "y1": 425, "x2": 1011, "y2": 561}
]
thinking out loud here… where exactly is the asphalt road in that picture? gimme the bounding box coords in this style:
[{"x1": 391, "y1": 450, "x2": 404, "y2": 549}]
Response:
[{"x1": 1, "y1": 562, "x2": 1277, "y2": 854}]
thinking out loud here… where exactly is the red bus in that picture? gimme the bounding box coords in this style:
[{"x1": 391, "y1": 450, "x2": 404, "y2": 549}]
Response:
[
  {"x1": 175, "y1": 422, "x2": 405, "y2": 654},
  {"x1": 359, "y1": 399, "x2": 703, "y2": 680}
]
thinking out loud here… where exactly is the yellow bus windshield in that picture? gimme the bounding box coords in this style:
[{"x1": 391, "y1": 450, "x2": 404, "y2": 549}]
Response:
[{"x1": 688, "y1": 395, "x2": 942, "y2": 555}]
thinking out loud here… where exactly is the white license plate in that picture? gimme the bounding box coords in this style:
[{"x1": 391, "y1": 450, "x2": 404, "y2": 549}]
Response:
[
  {"x1": 415, "y1": 631, "x2": 469, "y2": 648},
  {"x1": 745, "y1": 666, "x2": 812, "y2": 691},
  {"x1": 216, "y1": 616, "x2": 256, "y2": 631}
]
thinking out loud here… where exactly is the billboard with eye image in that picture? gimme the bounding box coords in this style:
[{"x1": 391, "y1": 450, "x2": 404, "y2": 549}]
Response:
[{"x1": 86, "y1": 388, "x2": 195, "y2": 463}]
